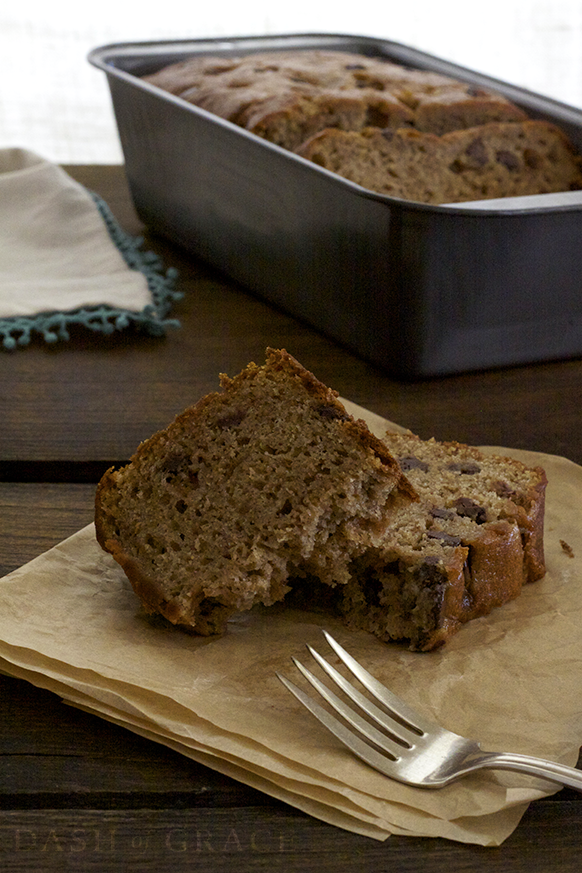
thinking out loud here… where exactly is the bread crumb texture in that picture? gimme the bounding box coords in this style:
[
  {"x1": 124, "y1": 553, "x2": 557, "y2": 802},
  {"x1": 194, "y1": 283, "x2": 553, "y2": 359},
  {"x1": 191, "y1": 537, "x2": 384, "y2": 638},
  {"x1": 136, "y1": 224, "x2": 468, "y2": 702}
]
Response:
[
  {"x1": 95, "y1": 349, "x2": 409, "y2": 635},
  {"x1": 95, "y1": 349, "x2": 546, "y2": 650}
]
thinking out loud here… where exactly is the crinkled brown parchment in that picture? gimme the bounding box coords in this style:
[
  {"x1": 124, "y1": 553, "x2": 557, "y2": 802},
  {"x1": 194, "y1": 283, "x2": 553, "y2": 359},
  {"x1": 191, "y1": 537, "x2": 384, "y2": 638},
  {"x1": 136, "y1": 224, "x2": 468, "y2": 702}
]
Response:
[{"x1": 0, "y1": 400, "x2": 580, "y2": 846}]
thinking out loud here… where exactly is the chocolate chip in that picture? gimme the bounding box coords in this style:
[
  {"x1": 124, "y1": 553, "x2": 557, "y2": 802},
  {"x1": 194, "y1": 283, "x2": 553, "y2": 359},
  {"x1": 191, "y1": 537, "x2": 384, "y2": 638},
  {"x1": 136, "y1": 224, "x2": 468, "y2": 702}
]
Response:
[
  {"x1": 464, "y1": 137, "x2": 488, "y2": 167},
  {"x1": 161, "y1": 451, "x2": 190, "y2": 478},
  {"x1": 461, "y1": 564, "x2": 474, "y2": 611},
  {"x1": 381, "y1": 129, "x2": 395, "y2": 142},
  {"x1": 447, "y1": 461, "x2": 481, "y2": 474},
  {"x1": 430, "y1": 506, "x2": 456, "y2": 520},
  {"x1": 277, "y1": 498, "x2": 293, "y2": 517},
  {"x1": 366, "y1": 106, "x2": 394, "y2": 126},
  {"x1": 524, "y1": 148, "x2": 541, "y2": 169},
  {"x1": 361, "y1": 571, "x2": 383, "y2": 607},
  {"x1": 496, "y1": 150, "x2": 520, "y2": 171},
  {"x1": 316, "y1": 404, "x2": 351, "y2": 422},
  {"x1": 426, "y1": 530, "x2": 462, "y2": 547},
  {"x1": 398, "y1": 455, "x2": 430, "y2": 472},
  {"x1": 454, "y1": 497, "x2": 487, "y2": 524},
  {"x1": 216, "y1": 409, "x2": 246, "y2": 429},
  {"x1": 493, "y1": 480, "x2": 516, "y2": 499},
  {"x1": 416, "y1": 558, "x2": 444, "y2": 585}
]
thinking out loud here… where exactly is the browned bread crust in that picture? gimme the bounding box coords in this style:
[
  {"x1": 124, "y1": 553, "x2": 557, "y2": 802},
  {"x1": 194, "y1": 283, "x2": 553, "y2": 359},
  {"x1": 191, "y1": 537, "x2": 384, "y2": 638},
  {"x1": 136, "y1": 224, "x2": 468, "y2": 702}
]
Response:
[
  {"x1": 95, "y1": 352, "x2": 547, "y2": 651},
  {"x1": 95, "y1": 349, "x2": 414, "y2": 635},
  {"x1": 296, "y1": 121, "x2": 582, "y2": 203},
  {"x1": 334, "y1": 432, "x2": 547, "y2": 650},
  {"x1": 142, "y1": 49, "x2": 528, "y2": 149}
]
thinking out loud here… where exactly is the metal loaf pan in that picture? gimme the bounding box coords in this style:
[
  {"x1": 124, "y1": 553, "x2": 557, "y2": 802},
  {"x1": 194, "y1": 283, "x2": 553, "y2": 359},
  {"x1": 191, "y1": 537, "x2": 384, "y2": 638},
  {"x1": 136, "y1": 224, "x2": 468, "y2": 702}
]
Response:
[{"x1": 89, "y1": 33, "x2": 582, "y2": 377}]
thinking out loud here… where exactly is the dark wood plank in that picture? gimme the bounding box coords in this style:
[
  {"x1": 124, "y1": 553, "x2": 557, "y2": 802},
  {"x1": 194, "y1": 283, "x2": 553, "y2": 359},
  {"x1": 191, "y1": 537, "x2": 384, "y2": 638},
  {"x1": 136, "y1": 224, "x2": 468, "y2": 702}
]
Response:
[
  {"x1": 0, "y1": 803, "x2": 581, "y2": 873},
  {"x1": 1, "y1": 654, "x2": 580, "y2": 870},
  {"x1": 0, "y1": 673, "x2": 272, "y2": 809},
  {"x1": 0, "y1": 229, "x2": 350, "y2": 466},
  {"x1": 0, "y1": 483, "x2": 96, "y2": 576},
  {"x1": 1, "y1": 166, "x2": 582, "y2": 471},
  {"x1": 1, "y1": 664, "x2": 580, "y2": 870},
  {"x1": 1, "y1": 483, "x2": 581, "y2": 871}
]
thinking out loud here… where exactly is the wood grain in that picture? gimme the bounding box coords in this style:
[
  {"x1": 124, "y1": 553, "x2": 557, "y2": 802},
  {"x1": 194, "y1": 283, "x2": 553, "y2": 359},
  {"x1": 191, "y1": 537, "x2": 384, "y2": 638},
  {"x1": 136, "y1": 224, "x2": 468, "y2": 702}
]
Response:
[
  {"x1": 1, "y1": 657, "x2": 581, "y2": 872},
  {"x1": 1, "y1": 482, "x2": 581, "y2": 873},
  {"x1": 0, "y1": 803, "x2": 580, "y2": 873},
  {"x1": 1, "y1": 166, "x2": 581, "y2": 473},
  {"x1": 0, "y1": 483, "x2": 95, "y2": 576}
]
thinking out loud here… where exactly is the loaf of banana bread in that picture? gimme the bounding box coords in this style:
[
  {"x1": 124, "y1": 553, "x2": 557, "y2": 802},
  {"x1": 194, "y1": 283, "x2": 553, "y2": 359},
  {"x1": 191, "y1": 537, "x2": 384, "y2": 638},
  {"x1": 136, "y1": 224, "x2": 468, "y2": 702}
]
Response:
[
  {"x1": 296, "y1": 121, "x2": 582, "y2": 203},
  {"x1": 142, "y1": 49, "x2": 528, "y2": 149},
  {"x1": 142, "y1": 48, "x2": 581, "y2": 203}
]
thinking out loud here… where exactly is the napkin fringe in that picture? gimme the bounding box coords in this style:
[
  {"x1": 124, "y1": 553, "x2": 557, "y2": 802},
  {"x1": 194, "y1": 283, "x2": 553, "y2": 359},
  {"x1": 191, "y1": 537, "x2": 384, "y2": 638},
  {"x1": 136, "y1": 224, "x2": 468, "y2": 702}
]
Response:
[{"x1": 1, "y1": 192, "x2": 182, "y2": 350}]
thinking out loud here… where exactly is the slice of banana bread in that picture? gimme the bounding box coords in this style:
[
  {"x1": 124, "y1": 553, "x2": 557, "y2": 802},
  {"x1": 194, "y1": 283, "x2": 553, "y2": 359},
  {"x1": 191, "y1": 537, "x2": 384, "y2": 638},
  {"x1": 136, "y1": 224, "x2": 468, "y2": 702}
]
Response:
[
  {"x1": 331, "y1": 431, "x2": 547, "y2": 650},
  {"x1": 296, "y1": 121, "x2": 582, "y2": 203},
  {"x1": 395, "y1": 83, "x2": 527, "y2": 135},
  {"x1": 94, "y1": 349, "x2": 414, "y2": 635}
]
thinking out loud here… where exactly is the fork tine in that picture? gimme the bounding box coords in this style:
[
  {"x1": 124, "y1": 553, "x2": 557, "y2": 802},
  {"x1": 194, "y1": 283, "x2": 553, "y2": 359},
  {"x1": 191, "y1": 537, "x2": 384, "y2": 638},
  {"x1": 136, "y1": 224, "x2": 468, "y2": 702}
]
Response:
[
  {"x1": 305, "y1": 645, "x2": 414, "y2": 747},
  {"x1": 276, "y1": 670, "x2": 403, "y2": 779},
  {"x1": 289, "y1": 656, "x2": 406, "y2": 759},
  {"x1": 322, "y1": 631, "x2": 434, "y2": 735}
]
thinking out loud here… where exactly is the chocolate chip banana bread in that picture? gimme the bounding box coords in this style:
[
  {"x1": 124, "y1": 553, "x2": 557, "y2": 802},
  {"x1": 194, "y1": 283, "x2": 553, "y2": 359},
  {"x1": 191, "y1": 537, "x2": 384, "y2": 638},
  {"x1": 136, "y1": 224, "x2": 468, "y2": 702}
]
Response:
[
  {"x1": 95, "y1": 351, "x2": 547, "y2": 651},
  {"x1": 142, "y1": 48, "x2": 582, "y2": 203},
  {"x1": 94, "y1": 349, "x2": 414, "y2": 635},
  {"x1": 331, "y1": 431, "x2": 547, "y2": 650},
  {"x1": 142, "y1": 49, "x2": 528, "y2": 149},
  {"x1": 296, "y1": 121, "x2": 582, "y2": 203}
]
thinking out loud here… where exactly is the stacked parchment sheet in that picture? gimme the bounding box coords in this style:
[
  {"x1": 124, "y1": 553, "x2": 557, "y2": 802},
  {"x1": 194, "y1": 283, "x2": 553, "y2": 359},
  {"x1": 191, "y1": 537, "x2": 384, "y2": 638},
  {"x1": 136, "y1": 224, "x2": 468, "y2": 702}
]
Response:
[{"x1": 1, "y1": 403, "x2": 581, "y2": 846}]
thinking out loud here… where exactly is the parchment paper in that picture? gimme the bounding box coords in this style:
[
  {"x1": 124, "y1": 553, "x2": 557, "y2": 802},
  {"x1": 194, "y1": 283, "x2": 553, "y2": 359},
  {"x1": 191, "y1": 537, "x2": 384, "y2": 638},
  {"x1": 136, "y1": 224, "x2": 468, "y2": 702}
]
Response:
[{"x1": 1, "y1": 401, "x2": 580, "y2": 846}]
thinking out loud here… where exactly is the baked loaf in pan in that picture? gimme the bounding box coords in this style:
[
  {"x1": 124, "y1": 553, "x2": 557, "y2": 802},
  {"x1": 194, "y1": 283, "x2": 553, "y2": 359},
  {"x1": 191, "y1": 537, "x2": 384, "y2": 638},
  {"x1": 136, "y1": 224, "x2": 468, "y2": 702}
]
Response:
[
  {"x1": 141, "y1": 48, "x2": 582, "y2": 203},
  {"x1": 296, "y1": 121, "x2": 582, "y2": 203},
  {"x1": 95, "y1": 350, "x2": 547, "y2": 651},
  {"x1": 142, "y1": 49, "x2": 528, "y2": 150},
  {"x1": 95, "y1": 349, "x2": 414, "y2": 635}
]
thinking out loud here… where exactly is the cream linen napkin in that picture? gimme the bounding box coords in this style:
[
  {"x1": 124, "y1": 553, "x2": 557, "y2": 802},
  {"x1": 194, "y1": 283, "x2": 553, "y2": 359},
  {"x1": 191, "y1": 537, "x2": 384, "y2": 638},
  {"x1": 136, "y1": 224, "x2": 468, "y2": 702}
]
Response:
[
  {"x1": 0, "y1": 148, "x2": 180, "y2": 348},
  {"x1": 0, "y1": 402, "x2": 581, "y2": 847}
]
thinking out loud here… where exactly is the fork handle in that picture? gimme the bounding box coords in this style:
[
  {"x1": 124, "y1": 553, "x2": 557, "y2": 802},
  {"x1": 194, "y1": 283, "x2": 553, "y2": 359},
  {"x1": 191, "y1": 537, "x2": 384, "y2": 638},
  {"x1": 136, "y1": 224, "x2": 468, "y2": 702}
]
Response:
[{"x1": 476, "y1": 752, "x2": 582, "y2": 791}]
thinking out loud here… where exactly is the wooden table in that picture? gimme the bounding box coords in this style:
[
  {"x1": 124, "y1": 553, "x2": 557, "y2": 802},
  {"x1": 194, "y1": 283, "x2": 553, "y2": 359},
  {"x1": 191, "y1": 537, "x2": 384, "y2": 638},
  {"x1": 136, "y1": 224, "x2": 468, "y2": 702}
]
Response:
[{"x1": 1, "y1": 165, "x2": 581, "y2": 872}]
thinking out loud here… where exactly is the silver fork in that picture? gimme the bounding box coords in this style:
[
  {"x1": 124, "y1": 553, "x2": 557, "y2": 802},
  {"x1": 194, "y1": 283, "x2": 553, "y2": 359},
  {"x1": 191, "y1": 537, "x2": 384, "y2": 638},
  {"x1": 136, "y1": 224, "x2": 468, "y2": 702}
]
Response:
[{"x1": 277, "y1": 630, "x2": 582, "y2": 791}]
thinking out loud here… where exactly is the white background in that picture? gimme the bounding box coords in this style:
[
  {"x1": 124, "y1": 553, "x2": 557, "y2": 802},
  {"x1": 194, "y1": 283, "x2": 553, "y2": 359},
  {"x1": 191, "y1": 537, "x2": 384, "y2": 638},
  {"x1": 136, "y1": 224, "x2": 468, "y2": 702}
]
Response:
[{"x1": 2, "y1": 1, "x2": 582, "y2": 163}]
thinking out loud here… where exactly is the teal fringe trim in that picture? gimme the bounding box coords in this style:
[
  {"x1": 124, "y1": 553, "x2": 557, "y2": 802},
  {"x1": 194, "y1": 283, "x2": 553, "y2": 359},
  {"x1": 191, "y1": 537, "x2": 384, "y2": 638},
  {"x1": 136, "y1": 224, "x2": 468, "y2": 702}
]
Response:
[{"x1": 0, "y1": 190, "x2": 182, "y2": 350}]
